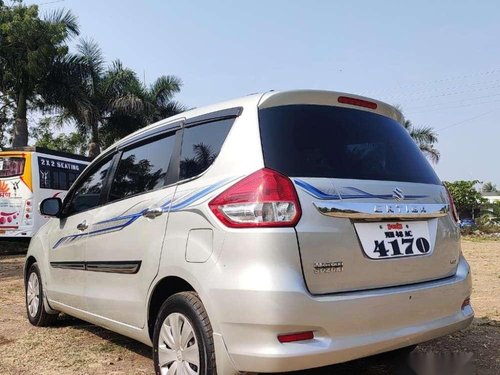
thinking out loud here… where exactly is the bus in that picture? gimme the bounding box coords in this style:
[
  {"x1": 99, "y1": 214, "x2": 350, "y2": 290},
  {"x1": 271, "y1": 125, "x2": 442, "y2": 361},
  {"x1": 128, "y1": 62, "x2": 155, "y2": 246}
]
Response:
[{"x1": 0, "y1": 147, "x2": 90, "y2": 239}]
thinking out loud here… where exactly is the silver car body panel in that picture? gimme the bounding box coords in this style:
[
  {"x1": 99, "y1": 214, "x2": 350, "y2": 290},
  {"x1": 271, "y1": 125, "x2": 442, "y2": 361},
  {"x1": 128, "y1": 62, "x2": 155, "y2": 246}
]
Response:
[{"x1": 26, "y1": 89, "x2": 473, "y2": 374}]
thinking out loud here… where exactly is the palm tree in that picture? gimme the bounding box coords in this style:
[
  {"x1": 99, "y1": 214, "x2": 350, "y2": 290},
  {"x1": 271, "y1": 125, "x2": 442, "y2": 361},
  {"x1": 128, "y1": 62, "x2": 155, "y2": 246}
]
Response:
[
  {"x1": 0, "y1": 3, "x2": 79, "y2": 147},
  {"x1": 102, "y1": 64, "x2": 186, "y2": 147},
  {"x1": 482, "y1": 181, "x2": 497, "y2": 193},
  {"x1": 53, "y1": 39, "x2": 185, "y2": 158},
  {"x1": 393, "y1": 105, "x2": 440, "y2": 164},
  {"x1": 403, "y1": 119, "x2": 440, "y2": 163}
]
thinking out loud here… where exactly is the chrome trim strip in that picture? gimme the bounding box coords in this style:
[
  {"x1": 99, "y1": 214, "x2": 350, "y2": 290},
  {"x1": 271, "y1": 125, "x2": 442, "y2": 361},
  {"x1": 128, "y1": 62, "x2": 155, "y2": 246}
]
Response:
[
  {"x1": 313, "y1": 202, "x2": 449, "y2": 219},
  {"x1": 50, "y1": 261, "x2": 141, "y2": 274},
  {"x1": 86, "y1": 261, "x2": 141, "y2": 274},
  {"x1": 118, "y1": 120, "x2": 183, "y2": 150},
  {"x1": 50, "y1": 262, "x2": 86, "y2": 271},
  {"x1": 185, "y1": 107, "x2": 243, "y2": 127}
]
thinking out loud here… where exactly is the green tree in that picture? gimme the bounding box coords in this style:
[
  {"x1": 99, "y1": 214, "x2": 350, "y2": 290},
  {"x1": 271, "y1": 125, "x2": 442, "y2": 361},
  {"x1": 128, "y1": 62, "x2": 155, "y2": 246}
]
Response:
[
  {"x1": 0, "y1": 93, "x2": 14, "y2": 147},
  {"x1": 479, "y1": 201, "x2": 500, "y2": 226},
  {"x1": 31, "y1": 117, "x2": 88, "y2": 155},
  {"x1": 395, "y1": 105, "x2": 440, "y2": 163},
  {"x1": 0, "y1": 1, "x2": 79, "y2": 147},
  {"x1": 444, "y1": 180, "x2": 486, "y2": 219},
  {"x1": 403, "y1": 119, "x2": 440, "y2": 164},
  {"x1": 481, "y1": 181, "x2": 497, "y2": 193},
  {"x1": 56, "y1": 39, "x2": 185, "y2": 158}
]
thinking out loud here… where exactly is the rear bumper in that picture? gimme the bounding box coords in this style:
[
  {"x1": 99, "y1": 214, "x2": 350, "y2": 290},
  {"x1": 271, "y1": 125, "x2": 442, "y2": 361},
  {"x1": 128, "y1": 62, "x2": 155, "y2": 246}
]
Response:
[{"x1": 212, "y1": 256, "x2": 473, "y2": 373}]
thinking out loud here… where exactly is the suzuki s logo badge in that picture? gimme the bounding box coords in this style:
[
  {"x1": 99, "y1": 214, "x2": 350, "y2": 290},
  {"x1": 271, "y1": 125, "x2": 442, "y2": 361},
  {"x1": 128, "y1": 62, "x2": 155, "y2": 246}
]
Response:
[{"x1": 393, "y1": 187, "x2": 404, "y2": 201}]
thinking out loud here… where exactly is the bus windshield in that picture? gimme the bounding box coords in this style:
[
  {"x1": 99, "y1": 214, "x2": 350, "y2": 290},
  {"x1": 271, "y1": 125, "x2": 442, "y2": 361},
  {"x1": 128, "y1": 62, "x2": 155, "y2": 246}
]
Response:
[{"x1": 0, "y1": 157, "x2": 25, "y2": 178}]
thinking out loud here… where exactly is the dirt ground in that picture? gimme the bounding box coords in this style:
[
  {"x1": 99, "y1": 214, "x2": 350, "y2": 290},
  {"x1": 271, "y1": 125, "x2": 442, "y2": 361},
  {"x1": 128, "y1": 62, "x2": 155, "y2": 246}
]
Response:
[{"x1": 0, "y1": 240, "x2": 498, "y2": 375}]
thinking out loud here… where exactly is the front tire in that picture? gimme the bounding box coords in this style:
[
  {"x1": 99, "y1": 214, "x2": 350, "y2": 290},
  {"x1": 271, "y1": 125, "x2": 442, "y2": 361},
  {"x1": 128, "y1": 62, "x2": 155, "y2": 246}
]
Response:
[
  {"x1": 153, "y1": 291, "x2": 216, "y2": 375},
  {"x1": 25, "y1": 263, "x2": 58, "y2": 326}
]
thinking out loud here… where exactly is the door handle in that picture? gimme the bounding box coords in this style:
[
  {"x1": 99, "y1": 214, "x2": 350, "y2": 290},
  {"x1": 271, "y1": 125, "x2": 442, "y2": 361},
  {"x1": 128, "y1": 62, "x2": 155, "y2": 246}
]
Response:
[
  {"x1": 142, "y1": 207, "x2": 163, "y2": 219},
  {"x1": 77, "y1": 220, "x2": 88, "y2": 231}
]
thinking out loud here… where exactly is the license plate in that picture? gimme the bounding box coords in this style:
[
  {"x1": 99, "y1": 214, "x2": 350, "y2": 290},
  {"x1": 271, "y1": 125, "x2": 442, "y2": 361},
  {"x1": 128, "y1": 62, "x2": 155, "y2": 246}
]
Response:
[{"x1": 354, "y1": 221, "x2": 432, "y2": 259}]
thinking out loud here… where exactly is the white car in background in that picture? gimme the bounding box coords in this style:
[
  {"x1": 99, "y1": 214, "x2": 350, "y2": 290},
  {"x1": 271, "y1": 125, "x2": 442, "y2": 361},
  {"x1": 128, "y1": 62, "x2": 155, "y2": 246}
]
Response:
[{"x1": 25, "y1": 90, "x2": 473, "y2": 375}]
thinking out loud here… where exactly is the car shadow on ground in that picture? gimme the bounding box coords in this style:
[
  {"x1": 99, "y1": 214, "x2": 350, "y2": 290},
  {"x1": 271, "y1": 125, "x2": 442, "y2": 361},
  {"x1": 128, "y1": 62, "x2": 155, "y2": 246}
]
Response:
[
  {"x1": 14, "y1": 310, "x2": 500, "y2": 375},
  {"x1": 53, "y1": 314, "x2": 152, "y2": 359},
  {"x1": 0, "y1": 240, "x2": 29, "y2": 256},
  {"x1": 52, "y1": 315, "x2": 418, "y2": 375},
  {"x1": 267, "y1": 351, "x2": 415, "y2": 375}
]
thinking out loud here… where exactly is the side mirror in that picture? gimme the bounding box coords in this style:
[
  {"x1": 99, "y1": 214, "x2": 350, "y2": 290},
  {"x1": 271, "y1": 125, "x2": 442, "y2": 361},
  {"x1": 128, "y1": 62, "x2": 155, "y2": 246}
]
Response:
[{"x1": 39, "y1": 197, "x2": 62, "y2": 217}]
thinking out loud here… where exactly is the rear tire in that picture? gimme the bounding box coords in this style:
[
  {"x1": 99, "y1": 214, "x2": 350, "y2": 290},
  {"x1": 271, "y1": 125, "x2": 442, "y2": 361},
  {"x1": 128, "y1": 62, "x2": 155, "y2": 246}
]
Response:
[
  {"x1": 153, "y1": 291, "x2": 216, "y2": 375},
  {"x1": 25, "y1": 263, "x2": 58, "y2": 326}
]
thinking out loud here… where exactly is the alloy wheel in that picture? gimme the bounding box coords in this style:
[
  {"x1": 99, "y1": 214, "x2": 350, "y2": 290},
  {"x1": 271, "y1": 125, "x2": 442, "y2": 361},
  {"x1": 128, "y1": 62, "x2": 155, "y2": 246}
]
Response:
[{"x1": 26, "y1": 272, "x2": 40, "y2": 318}]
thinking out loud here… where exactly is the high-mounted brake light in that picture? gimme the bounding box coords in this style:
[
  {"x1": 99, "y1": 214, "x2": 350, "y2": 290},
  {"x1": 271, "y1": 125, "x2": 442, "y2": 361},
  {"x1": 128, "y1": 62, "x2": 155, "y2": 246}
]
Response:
[
  {"x1": 445, "y1": 186, "x2": 459, "y2": 223},
  {"x1": 338, "y1": 96, "x2": 378, "y2": 110},
  {"x1": 209, "y1": 168, "x2": 302, "y2": 228}
]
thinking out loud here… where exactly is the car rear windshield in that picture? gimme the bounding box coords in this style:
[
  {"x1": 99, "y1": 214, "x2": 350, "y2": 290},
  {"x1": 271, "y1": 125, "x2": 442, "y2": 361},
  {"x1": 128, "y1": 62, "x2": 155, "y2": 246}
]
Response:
[
  {"x1": 259, "y1": 105, "x2": 440, "y2": 184},
  {"x1": 0, "y1": 157, "x2": 25, "y2": 178}
]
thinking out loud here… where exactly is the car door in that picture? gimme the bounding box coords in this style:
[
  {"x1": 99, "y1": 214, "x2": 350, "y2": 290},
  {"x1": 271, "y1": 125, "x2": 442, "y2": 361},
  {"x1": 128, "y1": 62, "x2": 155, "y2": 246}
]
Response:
[
  {"x1": 84, "y1": 126, "x2": 181, "y2": 328},
  {"x1": 46, "y1": 155, "x2": 114, "y2": 310}
]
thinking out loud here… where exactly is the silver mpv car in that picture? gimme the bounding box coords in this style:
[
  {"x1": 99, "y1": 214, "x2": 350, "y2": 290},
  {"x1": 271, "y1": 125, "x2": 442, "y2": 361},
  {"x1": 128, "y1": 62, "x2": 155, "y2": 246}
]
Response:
[{"x1": 25, "y1": 90, "x2": 473, "y2": 375}]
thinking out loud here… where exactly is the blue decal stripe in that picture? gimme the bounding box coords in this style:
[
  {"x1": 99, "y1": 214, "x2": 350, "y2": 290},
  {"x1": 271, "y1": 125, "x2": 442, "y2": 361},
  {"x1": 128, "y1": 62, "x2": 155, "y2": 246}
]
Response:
[
  {"x1": 97, "y1": 212, "x2": 142, "y2": 225},
  {"x1": 294, "y1": 179, "x2": 340, "y2": 200},
  {"x1": 294, "y1": 179, "x2": 427, "y2": 200},
  {"x1": 53, "y1": 178, "x2": 236, "y2": 249},
  {"x1": 170, "y1": 178, "x2": 233, "y2": 211}
]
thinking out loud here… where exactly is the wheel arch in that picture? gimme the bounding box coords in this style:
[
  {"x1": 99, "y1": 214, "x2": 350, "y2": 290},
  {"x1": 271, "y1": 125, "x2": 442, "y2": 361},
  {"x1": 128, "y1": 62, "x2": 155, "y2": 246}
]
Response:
[
  {"x1": 147, "y1": 275, "x2": 196, "y2": 341},
  {"x1": 24, "y1": 255, "x2": 37, "y2": 284}
]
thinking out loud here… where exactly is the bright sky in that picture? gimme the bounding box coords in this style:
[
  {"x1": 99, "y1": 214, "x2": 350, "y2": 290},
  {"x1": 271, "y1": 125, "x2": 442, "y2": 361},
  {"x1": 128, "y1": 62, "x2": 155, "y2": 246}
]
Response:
[{"x1": 29, "y1": 0, "x2": 500, "y2": 185}]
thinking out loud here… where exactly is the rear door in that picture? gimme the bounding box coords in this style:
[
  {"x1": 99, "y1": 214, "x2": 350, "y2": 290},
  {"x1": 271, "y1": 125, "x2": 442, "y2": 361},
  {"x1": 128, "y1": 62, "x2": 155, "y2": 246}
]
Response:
[
  {"x1": 259, "y1": 103, "x2": 460, "y2": 294},
  {"x1": 84, "y1": 126, "x2": 181, "y2": 328}
]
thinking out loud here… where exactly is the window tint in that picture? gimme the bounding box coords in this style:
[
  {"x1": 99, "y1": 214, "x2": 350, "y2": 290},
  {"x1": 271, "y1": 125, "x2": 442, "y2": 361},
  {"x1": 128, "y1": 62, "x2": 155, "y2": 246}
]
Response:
[
  {"x1": 66, "y1": 157, "x2": 113, "y2": 215},
  {"x1": 259, "y1": 105, "x2": 440, "y2": 184},
  {"x1": 109, "y1": 133, "x2": 176, "y2": 202},
  {"x1": 179, "y1": 119, "x2": 234, "y2": 180}
]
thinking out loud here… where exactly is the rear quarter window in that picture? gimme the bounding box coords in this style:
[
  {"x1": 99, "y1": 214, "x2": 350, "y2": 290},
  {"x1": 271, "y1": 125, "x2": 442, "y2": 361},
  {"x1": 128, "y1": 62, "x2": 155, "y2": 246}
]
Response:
[
  {"x1": 258, "y1": 105, "x2": 440, "y2": 185},
  {"x1": 179, "y1": 118, "x2": 234, "y2": 180}
]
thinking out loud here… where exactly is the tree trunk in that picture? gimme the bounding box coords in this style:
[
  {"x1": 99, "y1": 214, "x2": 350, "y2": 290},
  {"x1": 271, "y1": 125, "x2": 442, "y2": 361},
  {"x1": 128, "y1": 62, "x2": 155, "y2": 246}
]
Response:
[
  {"x1": 12, "y1": 90, "x2": 28, "y2": 147},
  {"x1": 88, "y1": 123, "x2": 100, "y2": 159}
]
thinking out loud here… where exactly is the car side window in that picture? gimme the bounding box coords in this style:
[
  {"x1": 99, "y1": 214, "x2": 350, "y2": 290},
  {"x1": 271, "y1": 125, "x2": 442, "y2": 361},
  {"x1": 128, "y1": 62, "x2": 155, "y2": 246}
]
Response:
[
  {"x1": 179, "y1": 118, "x2": 234, "y2": 180},
  {"x1": 109, "y1": 132, "x2": 176, "y2": 202},
  {"x1": 64, "y1": 157, "x2": 113, "y2": 216}
]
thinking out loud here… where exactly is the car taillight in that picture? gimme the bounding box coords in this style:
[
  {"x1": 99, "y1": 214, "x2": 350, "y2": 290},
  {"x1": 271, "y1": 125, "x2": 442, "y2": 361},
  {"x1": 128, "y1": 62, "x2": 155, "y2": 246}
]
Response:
[
  {"x1": 209, "y1": 168, "x2": 302, "y2": 228},
  {"x1": 445, "y1": 186, "x2": 459, "y2": 223}
]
